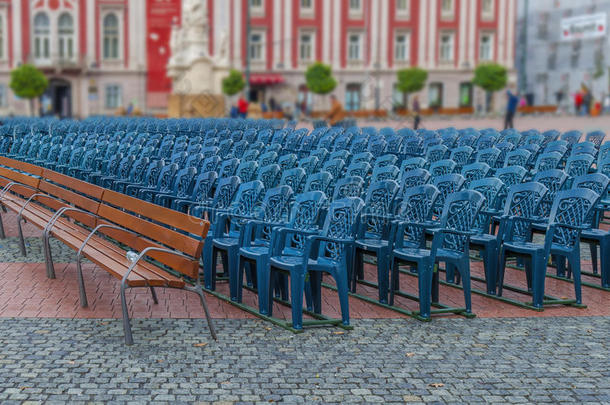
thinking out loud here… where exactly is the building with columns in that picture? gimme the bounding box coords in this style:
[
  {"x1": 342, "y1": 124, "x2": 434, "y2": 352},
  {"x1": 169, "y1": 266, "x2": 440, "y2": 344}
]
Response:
[{"x1": 0, "y1": 0, "x2": 517, "y2": 118}]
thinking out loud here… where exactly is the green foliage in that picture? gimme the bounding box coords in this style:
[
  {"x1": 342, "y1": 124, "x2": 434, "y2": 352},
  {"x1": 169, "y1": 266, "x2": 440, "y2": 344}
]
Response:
[
  {"x1": 396, "y1": 67, "x2": 428, "y2": 94},
  {"x1": 222, "y1": 69, "x2": 246, "y2": 96},
  {"x1": 472, "y1": 63, "x2": 508, "y2": 92},
  {"x1": 9, "y1": 64, "x2": 48, "y2": 100},
  {"x1": 305, "y1": 62, "x2": 337, "y2": 95}
]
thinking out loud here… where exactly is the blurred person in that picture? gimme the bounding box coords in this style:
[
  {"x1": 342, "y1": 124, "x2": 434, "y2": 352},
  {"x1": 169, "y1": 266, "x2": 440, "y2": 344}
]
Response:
[
  {"x1": 504, "y1": 89, "x2": 519, "y2": 129},
  {"x1": 325, "y1": 94, "x2": 345, "y2": 126},
  {"x1": 126, "y1": 102, "x2": 134, "y2": 116},
  {"x1": 413, "y1": 96, "x2": 421, "y2": 130},
  {"x1": 582, "y1": 87, "x2": 592, "y2": 116},
  {"x1": 237, "y1": 93, "x2": 249, "y2": 118},
  {"x1": 574, "y1": 91, "x2": 583, "y2": 114}
]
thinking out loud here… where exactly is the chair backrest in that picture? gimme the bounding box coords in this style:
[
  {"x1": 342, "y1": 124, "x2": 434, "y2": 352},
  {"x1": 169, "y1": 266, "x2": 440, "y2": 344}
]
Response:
[
  {"x1": 218, "y1": 157, "x2": 240, "y2": 178},
  {"x1": 426, "y1": 144, "x2": 449, "y2": 164},
  {"x1": 460, "y1": 162, "x2": 491, "y2": 186},
  {"x1": 298, "y1": 155, "x2": 319, "y2": 176},
  {"x1": 476, "y1": 147, "x2": 501, "y2": 167},
  {"x1": 572, "y1": 173, "x2": 610, "y2": 227},
  {"x1": 258, "y1": 151, "x2": 278, "y2": 167},
  {"x1": 534, "y1": 151, "x2": 563, "y2": 172},
  {"x1": 396, "y1": 184, "x2": 439, "y2": 246},
  {"x1": 322, "y1": 158, "x2": 346, "y2": 179},
  {"x1": 504, "y1": 149, "x2": 531, "y2": 168},
  {"x1": 432, "y1": 173, "x2": 466, "y2": 218},
  {"x1": 371, "y1": 164, "x2": 398, "y2": 183},
  {"x1": 450, "y1": 146, "x2": 474, "y2": 169},
  {"x1": 400, "y1": 157, "x2": 426, "y2": 174},
  {"x1": 310, "y1": 148, "x2": 329, "y2": 166},
  {"x1": 565, "y1": 153, "x2": 595, "y2": 178},
  {"x1": 256, "y1": 164, "x2": 281, "y2": 189},
  {"x1": 317, "y1": 197, "x2": 365, "y2": 261},
  {"x1": 279, "y1": 167, "x2": 307, "y2": 193},
  {"x1": 585, "y1": 130, "x2": 605, "y2": 147},
  {"x1": 235, "y1": 160, "x2": 259, "y2": 182},
  {"x1": 278, "y1": 153, "x2": 298, "y2": 170},
  {"x1": 304, "y1": 171, "x2": 333, "y2": 194},
  {"x1": 436, "y1": 190, "x2": 485, "y2": 254},
  {"x1": 502, "y1": 182, "x2": 548, "y2": 241},
  {"x1": 400, "y1": 168, "x2": 431, "y2": 194},
  {"x1": 189, "y1": 171, "x2": 218, "y2": 202},
  {"x1": 156, "y1": 163, "x2": 179, "y2": 193},
  {"x1": 560, "y1": 130, "x2": 582, "y2": 145},
  {"x1": 547, "y1": 188, "x2": 599, "y2": 250},
  {"x1": 257, "y1": 185, "x2": 294, "y2": 224},
  {"x1": 332, "y1": 176, "x2": 365, "y2": 200},
  {"x1": 373, "y1": 154, "x2": 398, "y2": 169},
  {"x1": 469, "y1": 177, "x2": 504, "y2": 233},
  {"x1": 571, "y1": 141, "x2": 597, "y2": 158},
  {"x1": 347, "y1": 161, "x2": 372, "y2": 179},
  {"x1": 351, "y1": 152, "x2": 374, "y2": 165},
  {"x1": 429, "y1": 159, "x2": 457, "y2": 177}
]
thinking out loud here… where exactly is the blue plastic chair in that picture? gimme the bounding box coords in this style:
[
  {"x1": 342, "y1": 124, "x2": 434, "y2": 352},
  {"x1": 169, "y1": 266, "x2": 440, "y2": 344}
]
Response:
[
  {"x1": 353, "y1": 180, "x2": 400, "y2": 303},
  {"x1": 460, "y1": 162, "x2": 491, "y2": 187},
  {"x1": 450, "y1": 146, "x2": 474, "y2": 172},
  {"x1": 346, "y1": 162, "x2": 372, "y2": 179},
  {"x1": 425, "y1": 144, "x2": 448, "y2": 165},
  {"x1": 476, "y1": 147, "x2": 502, "y2": 168},
  {"x1": 429, "y1": 159, "x2": 457, "y2": 177},
  {"x1": 155, "y1": 167, "x2": 198, "y2": 208},
  {"x1": 269, "y1": 197, "x2": 365, "y2": 330},
  {"x1": 173, "y1": 171, "x2": 218, "y2": 213},
  {"x1": 304, "y1": 171, "x2": 333, "y2": 194},
  {"x1": 390, "y1": 190, "x2": 485, "y2": 319},
  {"x1": 332, "y1": 176, "x2": 365, "y2": 200}
]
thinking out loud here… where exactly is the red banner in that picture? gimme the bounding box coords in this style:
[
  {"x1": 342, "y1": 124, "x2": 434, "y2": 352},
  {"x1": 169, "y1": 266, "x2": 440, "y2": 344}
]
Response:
[{"x1": 146, "y1": 0, "x2": 181, "y2": 95}]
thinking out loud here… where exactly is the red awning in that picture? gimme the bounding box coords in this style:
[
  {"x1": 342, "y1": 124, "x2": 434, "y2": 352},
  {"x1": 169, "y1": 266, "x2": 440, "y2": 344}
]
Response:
[{"x1": 249, "y1": 73, "x2": 285, "y2": 85}]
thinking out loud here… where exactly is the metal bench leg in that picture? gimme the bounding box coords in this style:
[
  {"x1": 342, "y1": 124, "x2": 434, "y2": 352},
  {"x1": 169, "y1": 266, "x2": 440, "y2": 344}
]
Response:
[
  {"x1": 17, "y1": 217, "x2": 27, "y2": 256},
  {"x1": 189, "y1": 284, "x2": 218, "y2": 341},
  {"x1": 120, "y1": 282, "x2": 134, "y2": 345},
  {"x1": 43, "y1": 233, "x2": 56, "y2": 279},
  {"x1": 149, "y1": 287, "x2": 158, "y2": 304},
  {"x1": 76, "y1": 257, "x2": 88, "y2": 307},
  {"x1": 0, "y1": 211, "x2": 5, "y2": 239}
]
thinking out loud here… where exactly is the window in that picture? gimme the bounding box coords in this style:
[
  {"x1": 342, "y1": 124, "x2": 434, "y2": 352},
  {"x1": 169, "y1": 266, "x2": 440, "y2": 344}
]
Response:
[
  {"x1": 571, "y1": 40, "x2": 581, "y2": 69},
  {"x1": 250, "y1": 0, "x2": 264, "y2": 15},
  {"x1": 481, "y1": 0, "x2": 494, "y2": 18},
  {"x1": 300, "y1": 0, "x2": 312, "y2": 10},
  {"x1": 479, "y1": 33, "x2": 493, "y2": 61},
  {"x1": 441, "y1": 0, "x2": 454, "y2": 18},
  {"x1": 394, "y1": 32, "x2": 410, "y2": 62},
  {"x1": 0, "y1": 84, "x2": 7, "y2": 108},
  {"x1": 299, "y1": 33, "x2": 313, "y2": 62},
  {"x1": 250, "y1": 0, "x2": 262, "y2": 7},
  {"x1": 350, "y1": 0, "x2": 362, "y2": 11},
  {"x1": 345, "y1": 83, "x2": 361, "y2": 111},
  {"x1": 58, "y1": 13, "x2": 74, "y2": 60},
  {"x1": 439, "y1": 32, "x2": 454, "y2": 62},
  {"x1": 459, "y1": 82, "x2": 473, "y2": 107},
  {"x1": 428, "y1": 82, "x2": 443, "y2": 108},
  {"x1": 348, "y1": 33, "x2": 362, "y2": 61},
  {"x1": 249, "y1": 32, "x2": 264, "y2": 61},
  {"x1": 396, "y1": 0, "x2": 409, "y2": 16},
  {"x1": 537, "y1": 13, "x2": 549, "y2": 39},
  {"x1": 105, "y1": 84, "x2": 122, "y2": 109},
  {"x1": 34, "y1": 12, "x2": 50, "y2": 61},
  {"x1": 392, "y1": 84, "x2": 406, "y2": 110},
  {"x1": 103, "y1": 13, "x2": 119, "y2": 60}
]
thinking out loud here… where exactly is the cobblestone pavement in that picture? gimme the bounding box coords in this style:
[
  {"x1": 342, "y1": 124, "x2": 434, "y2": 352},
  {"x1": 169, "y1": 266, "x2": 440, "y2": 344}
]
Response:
[{"x1": 0, "y1": 316, "x2": 607, "y2": 404}]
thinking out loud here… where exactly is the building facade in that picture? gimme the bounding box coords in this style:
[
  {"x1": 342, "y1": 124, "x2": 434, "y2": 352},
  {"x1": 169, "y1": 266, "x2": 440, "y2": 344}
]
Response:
[
  {"x1": 516, "y1": 0, "x2": 610, "y2": 110},
  {"x1": 0, "y1": 0, "x2": 517, "y2": 118}
]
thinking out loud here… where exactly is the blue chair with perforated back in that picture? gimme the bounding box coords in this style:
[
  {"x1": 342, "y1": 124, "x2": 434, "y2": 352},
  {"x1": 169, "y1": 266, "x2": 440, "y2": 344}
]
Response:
[
  {"x1": 298, "y1": 155, "x2": 319, "y2": 176},
  {"x1": 533, "y1": 169, "x2": 569, "y2": 218},
  {"x1": 425, "y1": 144, "x2": 448, "y2": 165},
  {"x1": 476, "y1": 147, "x2": 502, "y2": 168},
  {"x1": 346, "y1": 161, "x2": 372, "y2": 179},
  {"x1": 269, "y1": 197, "x2": 365, "y2": 330},
  {"x1": 154, "y1": 167, "x2": 198, "y2": 207},
  {"x1": 429, "y1": 159, "x2": 457, "y2": 177},
  {"x1": 304, "y1": 171, "x2": 333, "y2": 194},
  {"x1": 173, "y1": 171, "x2": 218, "y2": 213},
  {"x1": 278, "y1": 153, "x2": 298, "y2": 170},
  {"x1": 279, "y1": 167, "x2": 307, "y2": 194},
  {"x1": 460, "y1": 162, "x2": 491, "y2": 187},
  {"x1": 371, "y1": 165, "x2": 399, "y2": 183},
  {"x1": 138, "y1": 163, "x2": 179, "y2": 202},
  {"x1": 450, "y1": 146, "x2": 474, "y2": 172},
  {"x1": 332, "y1": 176, "x2": 365, "y2": 200},
  {"x1": 390, "y1": 190, "x2": 485, "y2": 319},
  {"x1": 353, "y1": 180, "x2": 399, "y2": 303},
  {"x1": 431, "y1": 174, "x2": 466, "y2": 222},
  {"x1": 125, "y1": 160, "x2": 164, "y2": 197}
]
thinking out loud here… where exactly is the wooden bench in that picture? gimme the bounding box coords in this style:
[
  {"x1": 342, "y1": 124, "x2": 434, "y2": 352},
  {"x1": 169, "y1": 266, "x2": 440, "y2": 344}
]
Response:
[{"x1": 0, "y1": 157, "x2": 216, "y2": 345}]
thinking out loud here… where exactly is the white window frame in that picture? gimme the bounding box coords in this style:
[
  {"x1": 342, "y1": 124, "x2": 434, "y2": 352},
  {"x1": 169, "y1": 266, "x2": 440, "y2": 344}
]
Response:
[
  {"x1": 396, "y1": 0, "x2": 410, "y2": 20},
  {"x1": 394, "y1": 31, "x2": 410, "y2": 64},
  {"x1": 479, "y1": 32, "x2": 494, "y2": 61},
  {"x1": 349, "y1": 0, "x2": 363, "y2": 18},
  {"x1": 481, "y1": 0, "x2": 494, "y2": 21},
  {"x1": 101, "y1": 10, "x2": 123, "y2": 62},
  {"x1": 250, "y1": 0, "x2": 265, "y2": 17},
  {"x1": 33, "y1": 12, "x2": 51, "y2": 63},
  {"x1": 300, "y1": 0, "x2": 314, "y2": 17},
  {"x1": 58, "y1": 12, "x2": 75, "y2": 62},
  {"x1": 439, "y1": 31, "x2": 454, "y2": 63},
  {"x1": 105, "y1": 84, "x2": 122, "y2": 109},
  {"x1": 299, "y1": 30, "x2": 315, "y2": 63},
  {"x1": 249, "y1": 30, "x2": 265, "y2": 62},
  {"x1": 347, "y1": 32, "x2": 363, "y2": 62},
  {"x1": 440, "y1": 0, "x2": 455, "y2": 20},
  {"x1": 0, "y1": 12, "x2": 5, "y2": 61}
]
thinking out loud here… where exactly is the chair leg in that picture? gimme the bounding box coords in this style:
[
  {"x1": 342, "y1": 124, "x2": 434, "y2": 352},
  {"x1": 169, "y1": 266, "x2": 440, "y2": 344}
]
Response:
[
  {"x1": 531, "y1": 253, "x2": 546, "y2": 309},
  {"x1": 120, "y1": 282, "x2": 134, "y2": 346},
  {"x1": 389, "y1": 257, "x2": 398, "y2": 306},
  {"x1": 376, "y1": 250, "x2": 389, "y2": 304},
  {"x1": 524, "y1": 256, "x2": 533, "y2": 292},
  {"x1": 482, "y1": 246, "x2": 497, "y2": 295},
  {"x1": 431, "y1": 269, "x2": 440, "y2": 304},
  {"x1": 149, "y1": 287, "x2": 158, "y2": 304},
  {"x1": 254, "y1": 257, "x2": 272, "y2": 315},
  {"x1": 289, "y1": 271, "x2": 305, "y2": 330},
  {"x1": 589, "y1": 242, "x2": 598, "y2": 275},
  {"x1": 569, "y1": 251, "x2": 583, "y2": 305},
  {"x1": 418, "y1": 263, "x2": 432, "y2": 320},
  {"x1": 600, "y1": 237, "x2": 610, "y2": 288},
  {"x1": 193, "y1": 284, "x2": 218, "y2": 341},
  {"x1": 334, "y1": 268, "x2": 351, "y2": 326},
  {"x1": 76, "y1": 257, "x2": 88, "y2": 307},
  {"x1": 0, "y1": 210, "x2": 5, "y2": 239},
  {"x1": 458, "y1": 261, "x2": 472, "y2": 314},
  {"x1": 202, "y1": 238, "x2": 214, "y2": 290},
  {"x1": 309, "y1": 271, "x2": 322, "y2": 314},
  {"x1": 497, "y1": 248, "x2": 507, "y2": 297}
]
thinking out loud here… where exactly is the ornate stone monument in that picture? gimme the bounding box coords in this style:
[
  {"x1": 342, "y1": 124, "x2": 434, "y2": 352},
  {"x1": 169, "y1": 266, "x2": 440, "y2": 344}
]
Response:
[{"x1": 167, "y1": 0, "x2": 230, "y2": 117}]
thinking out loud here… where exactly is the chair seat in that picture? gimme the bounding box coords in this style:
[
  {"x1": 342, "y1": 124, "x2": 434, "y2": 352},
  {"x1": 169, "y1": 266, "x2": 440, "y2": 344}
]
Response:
[
  {"x1": 581, "y1": 228, "x2": 610, "y2": 240},
  {"x1": 393, "y1": 247, "x2": 432, "y2": 262},
  {"x1": 355, "y1": 238, "x2": 390, "y2": 250},
  {"x1": 471, "y1": 233, "x2": 498, "y2": 246},
  {"x1": 239, "y1": 245, "x2": 270, "y2": 260},
  {"x1": 269, "y1": 255, "x2": 304, "y2": 270},
  {"x1": 212, "y1": 237, "x2": 239, "y2": 249},
  {"x1": 307, "y1": 256, "x2": 342, "y2": 271},
  {"x1": 503, "y1": 241, "x2": 545, "y2": 255}
]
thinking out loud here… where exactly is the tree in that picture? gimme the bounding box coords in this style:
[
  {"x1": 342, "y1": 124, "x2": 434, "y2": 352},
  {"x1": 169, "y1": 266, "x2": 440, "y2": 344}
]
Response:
[
  {"x1": 472, "y1": 63, "x2": 508, "y2": 112},
  {"x1": 395, "y1": 67, "x2": 428, "y2": 109},
  {"x1": 222, "y1": 69, "x2": 246, "y2": 96},
  {"x1": 305, "y1": 62, "x2": 337, "y2": 95},
  {"x1": 9, "y1": 64, "x2": 48, "y2": 116}
]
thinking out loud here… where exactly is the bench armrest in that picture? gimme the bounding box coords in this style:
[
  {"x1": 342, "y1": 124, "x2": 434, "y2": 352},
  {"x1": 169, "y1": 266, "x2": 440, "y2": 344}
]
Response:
[
  {"x1": 0, "y1": 182, "x2": 38, "y2": 200},
  {"x1": 44, "y1": 206, "x2": 101, "y2": 237},
  {"x1": 77, "y1": 224, "x2": 140, "y2": 260},
  {"x1": 17, "y1": 193, "x2": 65, "y2": 219},
  {"x1": 122, "y1": 246, "x2": 194, "y2": 284}
]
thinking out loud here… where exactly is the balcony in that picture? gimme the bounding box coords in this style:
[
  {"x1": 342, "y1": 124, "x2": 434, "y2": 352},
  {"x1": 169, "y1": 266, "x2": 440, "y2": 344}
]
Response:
[{"x1": 26, "y1": 54, "x2": 88, "y2": 74}]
